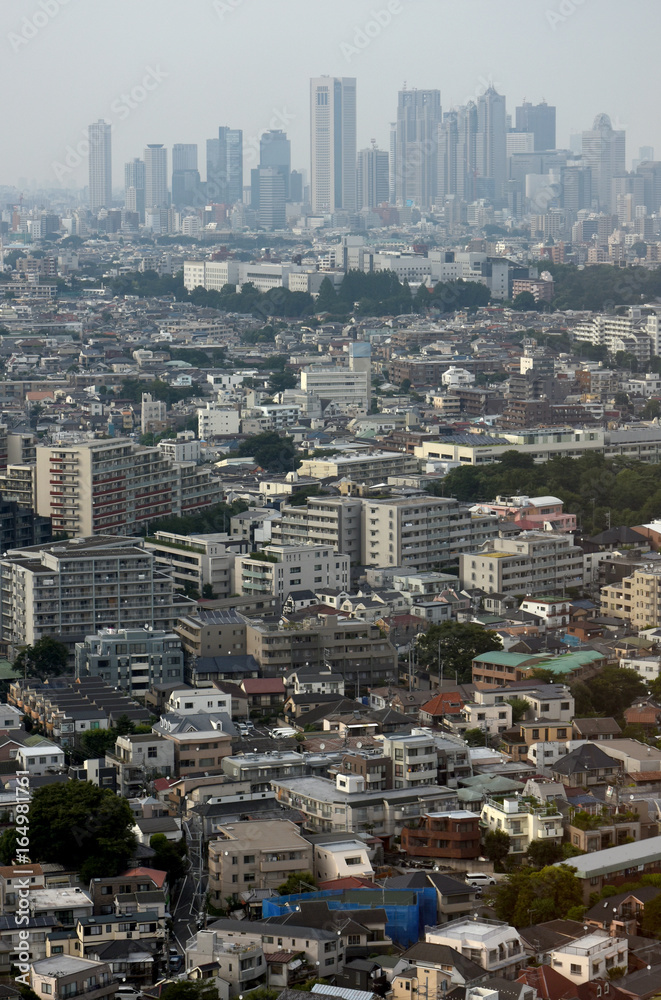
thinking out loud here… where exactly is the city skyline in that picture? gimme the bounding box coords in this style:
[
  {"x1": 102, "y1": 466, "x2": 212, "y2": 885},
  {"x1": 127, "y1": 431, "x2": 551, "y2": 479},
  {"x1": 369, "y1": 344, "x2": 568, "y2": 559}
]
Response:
[{"x1": 1, "y1": 0, "x2": 659, "y2": 191}]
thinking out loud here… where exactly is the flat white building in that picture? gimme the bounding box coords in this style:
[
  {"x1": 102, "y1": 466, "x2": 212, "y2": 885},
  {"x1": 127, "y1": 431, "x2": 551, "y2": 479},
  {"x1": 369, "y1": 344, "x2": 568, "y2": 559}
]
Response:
[
  {"x1": 236, "y1": 544, "x2": 349, "y2": 601},
  {"x1": 198, "y1": 403, "x2": 240, "y2": 439},
  {"x1": 550, "y1": 931, "x2": 627, "y2": 984},
  {"x1": 426, "y1": 918, "x2": 525, "y2": 978},
  {"x1": 300, "y1": 367, "x2": 369, "y2": 414},
  {"x1": 313, "y1": 837, "x2": 374, "y2": 882}
]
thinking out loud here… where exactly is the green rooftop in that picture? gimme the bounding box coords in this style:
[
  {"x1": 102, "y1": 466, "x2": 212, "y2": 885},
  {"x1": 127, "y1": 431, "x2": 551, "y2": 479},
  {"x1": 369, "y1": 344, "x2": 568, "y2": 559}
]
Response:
[
  {"x1": 532, "y1": 650, "x2": 605, "y2": 674},
  {"x1": 472, "y1": 651, "x2": 541, "y2": 666}
]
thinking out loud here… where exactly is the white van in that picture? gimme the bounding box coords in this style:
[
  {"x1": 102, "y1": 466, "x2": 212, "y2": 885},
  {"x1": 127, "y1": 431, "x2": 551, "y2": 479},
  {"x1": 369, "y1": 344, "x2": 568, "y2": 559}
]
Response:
[
  {"x1": 271, "y1": 727, "x2": 297, "y2": 738},
  {"x1": 465, "y1": 872, "x2": 496, "y2": 887}
]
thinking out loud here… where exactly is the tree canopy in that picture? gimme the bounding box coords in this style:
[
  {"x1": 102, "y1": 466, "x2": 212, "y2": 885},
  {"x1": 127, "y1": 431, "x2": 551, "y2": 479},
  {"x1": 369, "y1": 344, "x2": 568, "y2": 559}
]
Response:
[
  {"x1": 14, "y1": 637, "x2": 68, "y2": 679},
  {"x1": 434, "y1": 451, "x2": 661, "y2": 535},
  {"x1": 415, "y1": 622, "x2": 503, "y2": 684},
  {"x1": 570, "y1": 666, "x2": 647, "y2": 721},
  {"x1": 491, "y1": 864, "x2": 583, "y2": 926},
  {"x1": 10, "y1": 782, "x2": 137, "y2": 882},
  {"x1": 145, "y1": 499, "x2": 248, "y2": 537},
  {"x1": 160, "y1": 982, "x2": 219, "y2": 1000},
  {"x1": 236, "y1": 431, "x2": 300, "y2": 474}
]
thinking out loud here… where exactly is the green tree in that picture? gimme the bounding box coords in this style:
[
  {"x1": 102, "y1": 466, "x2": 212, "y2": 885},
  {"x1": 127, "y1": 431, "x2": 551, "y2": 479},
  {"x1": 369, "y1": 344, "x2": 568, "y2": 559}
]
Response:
[
  {"x1": 268, "y1": 369, "x2": 297, "y2": 394},
  {"x1": 315, "y1": 276, "x2": 338, "y2": 312},
  {"x1": 526, "y1": 840, "x2": 564, "y2": 869},
  {"x1": 484, "y1": 829, "x2": 511, "y2": 867},
  {"x1": 28, "y1": 782, "x2": 136, "y2": 882},
  {"x1": 463, "y1": 728, "x2": 487, "y2": 747},
  {"x1": 571, "y1": 666, "x2": 646, "y2": 720},
  {"x1": 507, "y1": 698, "x2": 529, "y2": 724},
  {"x1": 236, "y1": 431, "x2": 300, "y2": 474},
  {"x1": 13, "y1": 637, "x2": 68, "y2": 678},
  {"x1": 149, "y1": 833, "x2": 188, "y2": 885},
  {"x1": 491, "y1": 864, "x2": 583, "y2": 926},
  {"x1": 641, "y1": 399, "x2": 661, "y2": 420},
  {"x1": 416, "y1": 622, "x2": 503, "y2": 684},
  {"x1": 161, "y1": 982, "x2": 220, "y2": 1000},
  {"x1": 277, "y1": 871, "x2": 317, "y2": 895},
  {"x1": 512, "y1": 291, "x2": 539, "y2": 311},
  {"x1": 202, "y1": 583, "x2": 217, "y2": 600},
  {"x1": 77, "y1": 728, "x2": 118, "y2": 761}
]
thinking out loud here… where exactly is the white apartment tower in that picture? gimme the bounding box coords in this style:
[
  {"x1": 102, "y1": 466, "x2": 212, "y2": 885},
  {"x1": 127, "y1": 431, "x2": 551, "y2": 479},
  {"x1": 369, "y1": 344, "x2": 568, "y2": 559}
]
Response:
[
  {"x1": 144, "y1": 144, "x2": 168, "y2": 209},
  {"x1": 310, "y1": 76, "x2": 357, "y2": 214},
  {"x1": 88, "y1": 120, "x2": 112, "y2": 211}
]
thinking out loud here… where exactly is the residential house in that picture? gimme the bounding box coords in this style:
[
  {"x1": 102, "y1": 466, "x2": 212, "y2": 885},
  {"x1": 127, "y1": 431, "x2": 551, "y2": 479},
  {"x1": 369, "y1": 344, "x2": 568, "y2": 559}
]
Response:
[
  {"x1": 208, "y1": 820, "x2": 314, "y2": 903},
  {"x1": 480, "y1": 795, "x2": 563, "y2": 857},
  {"x1": 425, "y1": 917, "x2": 526, "y2": 980},
  {"x1": 551, "y1": 744, "x2": 622, "y2": 789},
  {"x1": 400, "y1": 810, "x2": 482, "y2": 861}
]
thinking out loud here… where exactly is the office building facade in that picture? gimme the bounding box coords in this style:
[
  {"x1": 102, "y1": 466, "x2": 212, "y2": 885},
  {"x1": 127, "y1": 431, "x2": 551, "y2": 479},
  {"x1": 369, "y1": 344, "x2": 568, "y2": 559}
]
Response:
[
  {"x1": 89, "y1": 119, "x2": 112, "y2": 211},
  {"x1": 310, "y1": 76, "x2": 357, "y2": 213}
]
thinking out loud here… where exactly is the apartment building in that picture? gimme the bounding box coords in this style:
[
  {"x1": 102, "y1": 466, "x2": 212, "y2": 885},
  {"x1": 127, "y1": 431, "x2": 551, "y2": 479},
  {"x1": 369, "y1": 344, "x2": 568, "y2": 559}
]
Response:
[
  {"x1": 166, "y1": 687, "x2": 232, "y2": 716},
  {"x1": 549, "y1": 931, "x2": 627, "y2": 984},
  {"x1": 360, "y1": 496, "x2": 472, "y2": 571},
  {"x1": 105, "y1": 733, "x2": 175, "y2": 797},
  {"x1": 459, "y1": 532, "x2": 584, "y2": 596},
  {"x1": 245, "y1": 617, "x2": 397, "y2": 688},
  {"x1": 145, "y1": 531, "x2": 246, "y2": 598},
  {"x1": 300, "y1": 367, "x2": 370, "y2": 414},
  {"x1": 0, "y1": 536, "x2": 194, "y2": 651},
  {"x1": 274, "y1": 496, "x2": 363, "y2": 565},
  {"x1": 415, "y1": 426, "x2": 661, "y2": 467},
  {"x1": 425, "y1": 918, "x2": 526, "y2": 979},
  {"x1": 30, "y1": 957, "x2": 115, "y2": 1000},
  {"x1": 381, "y1": 733, "x2": 438, "y2": 789},
  {"x1": 271, "y1": 772, "x2": 456, "y2": 841},
  {"x1": 401, "y1": 810, "x2": 482, "y2": 860},
  {"x1": 175, "y1": 608, "x2": 247, "y2": 658},
  {"x1": 480, "y1": 795, "x2": 563, "y2": 856},
  {"x1": 35, "y1": 439, "x2": 220, "y2": 536},
  {"x1": 601, "y1": 564, "x2": 661, "y2": 627},
  {"x1": 197, "y1": 401, "x2": 241, "y2": 438},
  {"x1": 75, "y1": 628, "x2": 185, "y2": 695},
  {"x1": 153, "y1": 713, "x2": 233, "y2": 776},
  {"x1": 298, "y1": 450, "x2": 417, "y2": 486},
  {"x1": 208, "y1": 819, "x2": 313, "y2": 902},
  {"x1": 236, "y1": 544, "x2": 350, "y2": 601}
]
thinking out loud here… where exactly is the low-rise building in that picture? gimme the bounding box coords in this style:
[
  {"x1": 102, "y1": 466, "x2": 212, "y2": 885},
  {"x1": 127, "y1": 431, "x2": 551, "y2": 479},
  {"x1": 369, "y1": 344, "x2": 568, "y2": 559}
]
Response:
[
  {"x1": 401, "y1": 810, "x2": 482, "y2": 861},
  {"x1": 30, "y1": 956, "x2": 115, "y2": 1000},
  {"x1": 75, "y1": 627, "x2": 185, "y2": 695},
  {"x1": 549, "y1": 930, "x2": 627, "y2": 983},
  {"x1": 152, "y1": 713, "x2": 233, "y2": 777},
  {"x1": 553, "y1": 834, "x2": 661, "y2": 900},
  {"x1": 236, "y1": 544, "x2": 350, "y2": 601},
  {"x1": 480, "y1": 795, "x2": 563, "y2": 856},
  {"x1": 460, "y1": 532, "x2": 584, "y2": 597},
  {"x1": 208, "y1": 819, "x2": 314, "y2": 903},
  {"x1": 105, "y1": 733, "x2": 175, "y2": 797},
  {"x1": 145, "y1": 531, "x2": 245, "y2": 599},
  {"x1": 312, "y1": 836, "x2": 374, "y2": 882},
  {"x1": 425, "y1": 917, "x2": 526, "y2": 979}
]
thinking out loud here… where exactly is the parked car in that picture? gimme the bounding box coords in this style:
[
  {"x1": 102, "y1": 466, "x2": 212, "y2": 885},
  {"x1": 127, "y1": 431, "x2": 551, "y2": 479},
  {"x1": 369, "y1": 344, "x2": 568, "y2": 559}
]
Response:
[{"x1": 464, "y1": 872, "x2": 496, "y2": 888}]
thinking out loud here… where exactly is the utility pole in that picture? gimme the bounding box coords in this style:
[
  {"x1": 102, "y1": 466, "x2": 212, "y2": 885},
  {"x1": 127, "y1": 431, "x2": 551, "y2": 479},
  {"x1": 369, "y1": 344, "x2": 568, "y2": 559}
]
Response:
[{"x1": 438, "y1": 637, "x2": 443, "y2": 691}]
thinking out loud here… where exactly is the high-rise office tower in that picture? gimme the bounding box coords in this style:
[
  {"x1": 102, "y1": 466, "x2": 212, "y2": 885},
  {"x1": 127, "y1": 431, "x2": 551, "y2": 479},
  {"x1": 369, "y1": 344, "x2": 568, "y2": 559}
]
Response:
[
  {"x1": 394, "y1": 89, "x2": 442, "y2": 208},
  {"x1": 172, "y1": 144, "x2": 200, "y2": 207},
  {"x1": 581, "y1": 113, "x2": 626, "y2": 212},
  {"x1": 206, "y1": 128, "x2": 243, "y2": 205},
  {"x1": 438, "y1": 102, "x2": 478, "y2": 202},
  {"x1": 389, "y1": 122, "x2": 397, "y2": 204},
  {"x1": 144, "y1": 144, "x2": 168, "y2": 209},
  {"x1": 561, "y1": 164, "x2": 592, "y2": 212},
  {"x1": 515, "y1": 101, "x2": 556, "y2": 151},
  {"x1": 476, "y1": 87, "x2": 507, "y2": 202},
  {"x1": 256, "y1": 167, "x2": 286, "y2": 230},
  {"x1": 289, "y1": 170, "x2": 303, "y2": 203},
  {"x1": 356, "y1": 146, "x2": 389, "y2": 210},
  {"x1": 310, "y1": 76, "x2": 357, "y2": 213},
  {"x1": 636, "y1": 160, "x2": 661, "y2": 214},
  {"x1": 259, "y1": 130, "x2": 291, "y2": 199},
  {"x1": 88, "y1": 120, "x2": 112, "y2": 211},
  {"x1": 124, "y1": 158, "x2": 146, "y2": 221}
]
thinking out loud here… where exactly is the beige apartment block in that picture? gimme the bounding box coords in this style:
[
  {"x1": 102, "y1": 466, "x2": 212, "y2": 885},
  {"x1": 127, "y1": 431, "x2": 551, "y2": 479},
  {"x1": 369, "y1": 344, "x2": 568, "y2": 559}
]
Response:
[
  {"x1": 208, "y1": 819, "x2": 313, "y2": 902},
  {"x1": 601, "y1": 565, "x2": 661, "y2": 628}
]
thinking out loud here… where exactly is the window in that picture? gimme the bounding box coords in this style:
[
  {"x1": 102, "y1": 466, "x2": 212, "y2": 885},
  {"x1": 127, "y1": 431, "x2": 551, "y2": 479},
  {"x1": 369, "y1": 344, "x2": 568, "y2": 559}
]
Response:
[
  {"x1": 41, "y1": 987, "x2": 52, "y2": 995},
  {"x1": 244, "y1": 855, "x2": 255, "y2": 864},
  {"x1": 571, "y1": 965, "x2": 581, "y2": 975},
  {"x1": 147, "y1": 747, "x2": 157, "y2": 758}
]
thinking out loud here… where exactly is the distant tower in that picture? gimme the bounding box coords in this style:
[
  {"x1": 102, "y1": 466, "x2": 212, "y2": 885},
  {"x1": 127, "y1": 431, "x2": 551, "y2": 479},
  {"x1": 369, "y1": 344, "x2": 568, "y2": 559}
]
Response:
[
  {"x1": 144, "y1": 144, "x2": 168, "y2": 209},
  {"x1": 310, "y1": 76, "x2": 357, "y2": 213},
  {"x1": 394, "y1": 89, "x2": 442, "y2": 208},
  {"x1": 515, "y1": 101, "x2": 556, "y2": 151},
  {"x1": 349, "y1": 342, "x2": 372, "y2": 405},
  {"x1": 356, "y1": 147, "x2": 389, "y2": 210},
  {"x1": 88, "y1": 120, "x2": 112, "y2": 211},
  {"x1": 172, "y1": 144, "x2": 200, "y2": 207},
  {"x1": 206, "y1": 128, "x2": 243, "y2": 205},
  {"x1": 581, "y1": 114, "x2": 626, "y2": 212},
  {"x1": 476, "y1": 87, "x2": 507, "y2": 202},
  {"x1": 124, "y1": 158, "x2": 146, "y2": 221}
]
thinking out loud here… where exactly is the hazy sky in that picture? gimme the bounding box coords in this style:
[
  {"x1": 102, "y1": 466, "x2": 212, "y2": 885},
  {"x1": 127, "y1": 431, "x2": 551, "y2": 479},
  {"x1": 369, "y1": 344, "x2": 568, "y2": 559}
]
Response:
[{"x1": 2, "y1": 0, "x2": 659, "y2": 191}]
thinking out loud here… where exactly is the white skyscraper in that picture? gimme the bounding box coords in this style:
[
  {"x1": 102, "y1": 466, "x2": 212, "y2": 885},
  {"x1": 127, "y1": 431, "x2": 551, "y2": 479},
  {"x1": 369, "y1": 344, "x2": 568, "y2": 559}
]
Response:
[
  {"x1": 394, "y1": 89, "x2": 442, "y2": 209},
  {"x1": 582, "y1": 113, "x2": 626, "y2": 212},
  {"x1": 144, "y1": 144, "x2": 168, "y2": 209},
  {"x1": 310, "y1": 76, "x2": 356, "y2": 214},
  {"x1": 88, "y1": 119, "x2": 112, "y2": 211}
]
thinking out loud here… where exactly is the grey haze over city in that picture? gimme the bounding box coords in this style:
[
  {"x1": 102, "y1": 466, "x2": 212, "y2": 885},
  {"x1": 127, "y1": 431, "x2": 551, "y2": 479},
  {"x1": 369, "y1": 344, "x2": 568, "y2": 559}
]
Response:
[{"x1": 1, "y1": 0, "x2": 660, "y2": 190}]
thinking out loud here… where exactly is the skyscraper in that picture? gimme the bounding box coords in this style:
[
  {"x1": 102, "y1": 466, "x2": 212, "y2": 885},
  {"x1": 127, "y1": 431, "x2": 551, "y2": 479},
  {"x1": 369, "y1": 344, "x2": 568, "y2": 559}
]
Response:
[
  {"x1": 515, "y1": 101, "x2": 556, "y2": 151},
  {"x1": 206, "y1": 127, "x2": 243, "y2": 205},
  {"x1": 476, "y1": 87, "x2": 507, "y2": 202},
  {"x1": 172, "y1": 144, "x2": 200, "y2": 207},
  {"x1": 582, "y1": 113, "x2": 626, "y2": 212},
  {"x1": 124, "y1": 158, "x2": 146, "y2": 221},
  {"x1": 356, "y1": 146, "x2": 389, "y2": 210},
  {"x1": 144, "y1": 144, "x2": 168, "y2": 209},
  {"x1": 394, "y1": 89, "x2": 442, "y2": 208},
  {"x1": 257, "y1": 167, "x2": 286, "y2": 230},
  {"x1": 260, "y1": 130, "x2": 291, "y2": 199},
  {"x1": 310, "y1": 76, "x2": 357, "y2": 213},
  {"x1": 88, "y1": 119, "x2": 112, "y2": 211},
  {"x1": 438, "y1": 102, "x2": 477, "y2": 202}
]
